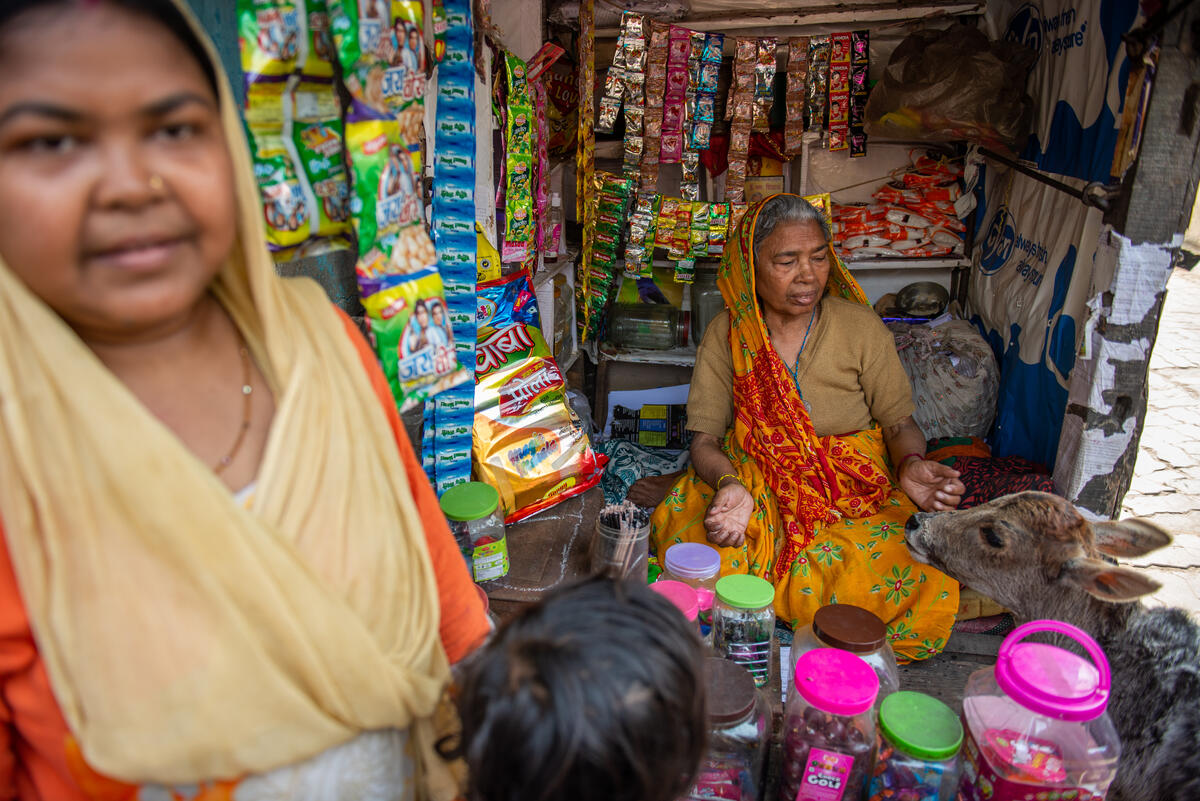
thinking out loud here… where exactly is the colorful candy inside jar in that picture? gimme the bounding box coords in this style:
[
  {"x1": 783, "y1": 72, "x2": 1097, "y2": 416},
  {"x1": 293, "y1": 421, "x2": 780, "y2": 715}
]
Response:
[
  {"x1": 868, "y1": 691, "x2": 962, "y2": 801},
  {"x1": 957, "y1": 620, "x2": 1120, "y2": 801},
  {"x1": 681, "y1": 657, "x2": 770, "y2": 801},
  {"x1": 713, "y1": 574, "x2": 776, "y2": 687},
  {"x1": 438, "y1": 481, "x2": 509, "y2": 582},
  {"x1": 779, "y1": 647, "x2": 879, "y2": 801}
]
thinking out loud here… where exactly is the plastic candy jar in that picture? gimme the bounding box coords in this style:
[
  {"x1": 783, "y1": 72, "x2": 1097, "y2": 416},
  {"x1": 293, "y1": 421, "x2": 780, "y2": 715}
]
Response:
[
  {"x1": 779, "y1": 648, "x2": 879, "y2": 801},
  {"x1": 791, "y1": 604, "x2": 900, "y2": 703},
  {"x1": 867, "y1": 691, "x2": 962, "y2": 801},
  {"x1": 682, "y1": 657, "x2": 770, "y2": 801},
  {"x1": 713, "y1": 574, "x2": 776, "y2": 688},
  {"x1": 649, "y1": 580, "x2": 707, "y2": 645},
  {"x1": 663, "y1": 542, "x2": 721, "y2": 636},
  {"x1": 438, "y1": 482, "x2": 509, "y2": 582},
  {"x1": 958, "y1": 620, "x2": 1121, "y2": 801}
]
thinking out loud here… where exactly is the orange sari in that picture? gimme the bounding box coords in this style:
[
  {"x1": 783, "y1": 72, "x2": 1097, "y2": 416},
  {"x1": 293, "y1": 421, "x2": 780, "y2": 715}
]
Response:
[{"x1": 650, "y1": 195, "x2": 957, "y2": 662}]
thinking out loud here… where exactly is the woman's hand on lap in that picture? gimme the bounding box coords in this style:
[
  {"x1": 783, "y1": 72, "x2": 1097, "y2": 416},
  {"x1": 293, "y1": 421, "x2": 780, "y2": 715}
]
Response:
[
  {"x1": 899, "y1": 459, "x2": 964, "y2": 512},
  {"x1": 704, "y1": 483, "x2": 754, "y2": 547}
]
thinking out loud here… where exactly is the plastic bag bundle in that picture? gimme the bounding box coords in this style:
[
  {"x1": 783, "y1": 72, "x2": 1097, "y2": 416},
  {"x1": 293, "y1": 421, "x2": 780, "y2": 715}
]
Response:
[
  {"x1": 863, "y1": 25, "x2": 1034, "y2": 152},
  {"x1": 474, "y1": 272, "x2": 605, "y2": 522},
  {"x1": 833, "y1": 151, "x2": 967, "y2": 260},
  {"x1": 887, "y1": 320, "x2": 999, "y2": 440}
]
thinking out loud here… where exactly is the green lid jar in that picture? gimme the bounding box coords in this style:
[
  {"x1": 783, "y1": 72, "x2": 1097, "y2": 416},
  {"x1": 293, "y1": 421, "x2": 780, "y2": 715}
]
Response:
[
  {"x1": 712, "y1": 575, "x2": 775, "y2": 688},
  {"x1": 438, "y1": 482, "x2": 507, "y2": 583},
  {"x1": 869, "y1": 690, "x2": 964, "y2": 800},
  {"x1": 439, "y1": 481, "x2": 500, "y2": 521}
]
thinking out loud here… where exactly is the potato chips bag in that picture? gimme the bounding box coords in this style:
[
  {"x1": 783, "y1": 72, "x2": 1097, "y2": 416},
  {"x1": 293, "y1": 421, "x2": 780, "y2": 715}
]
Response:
[
  {"x1": 239, "y1": 0, "x2": 302, "y2": 78},
  {"x1": 474, "y1": 272, "x2": 604, "y2": 522}
]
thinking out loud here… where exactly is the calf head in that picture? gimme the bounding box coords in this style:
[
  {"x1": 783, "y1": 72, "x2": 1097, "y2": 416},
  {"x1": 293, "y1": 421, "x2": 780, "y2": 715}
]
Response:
[{"x1": 904, "y1": 492, "x2": 1171, "y2": 619}]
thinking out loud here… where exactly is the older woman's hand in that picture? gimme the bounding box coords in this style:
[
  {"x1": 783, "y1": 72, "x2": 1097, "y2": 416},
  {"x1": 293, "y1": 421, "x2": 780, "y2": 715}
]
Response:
[
  {"x1": 704, "y1": 483, "x2": 754, "y2": 548},
  {"x1": 899, "y1": 458, "x2": 965, "y2": 512}
]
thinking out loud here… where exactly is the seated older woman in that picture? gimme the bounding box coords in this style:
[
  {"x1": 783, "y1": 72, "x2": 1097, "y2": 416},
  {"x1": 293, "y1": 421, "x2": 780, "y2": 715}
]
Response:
[{"x1": 650, "y1": 194, "x2": 964, "y2": 662}]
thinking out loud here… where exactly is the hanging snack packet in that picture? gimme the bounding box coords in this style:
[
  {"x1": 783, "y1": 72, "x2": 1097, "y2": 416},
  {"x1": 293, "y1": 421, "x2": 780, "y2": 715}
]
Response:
[
  {"x1": 475, "y1": 272, "x2": 605, "y2": 522},
  {"x1": 660, "y1": 26, "x2": 691, "y2": 163},
  {"x1": 345, "y1": 118, "x2": 432, "y2": 280},
  {"x1": 708, "y1": 202, "x2": 731, "y2": 254},
  {"x1": 785, "y1": 37, "x2": 810, "y2": 153},
  {"x1": 299, "y1": 0, "x2": 337, "y2": 79},
  {"x1": 503, "y1": 53, "x2": 536, "y2": 262},
  {"x1": 806, "y1": 36, "x2": 831, "y2": 132},
  {"x1": 639, "y1": 20, "x2": 670, "y2": 192},
  {"x1": 243, "y1": 81, "x2": 310, "y2": 252},
  {"x1": 328, "y1": 0, "x2": 426, "y2": 138},
  {"x1": 290, "y1": 84, "x2": 352, "y2": 240},
  {"x1": 238, "y1": 0, "x2": 302, "y2": 79},
  {"x1": 752, "y1": 37, "x2": 778, "y2": 132},
  {"x1": 361, "y1": 269, "x2": 468, "y2": 411}
]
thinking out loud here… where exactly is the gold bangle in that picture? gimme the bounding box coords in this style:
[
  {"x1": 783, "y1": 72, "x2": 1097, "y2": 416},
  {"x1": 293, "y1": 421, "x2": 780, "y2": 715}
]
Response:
[{"x1": 716, "y1": 473, "x2": 741, "y2": 489}]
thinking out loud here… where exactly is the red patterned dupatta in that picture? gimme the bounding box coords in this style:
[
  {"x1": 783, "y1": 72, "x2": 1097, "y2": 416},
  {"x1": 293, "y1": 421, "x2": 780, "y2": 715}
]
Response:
[{"x1": 719, "y1": 195, "x2": 893, "y2": 577}]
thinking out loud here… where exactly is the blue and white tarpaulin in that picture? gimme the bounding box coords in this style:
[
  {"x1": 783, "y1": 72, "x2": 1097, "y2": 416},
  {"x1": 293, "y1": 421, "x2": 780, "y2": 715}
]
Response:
[
  {"x1": 968, "y1": 167, "x2": 1103, "y2": 468},
  {"x1": 969, "y1": 0, "x2": 1139, "y2": 469},
  {"x1": 984, "y1": 0, "x2": 1141, "y2": 183}
]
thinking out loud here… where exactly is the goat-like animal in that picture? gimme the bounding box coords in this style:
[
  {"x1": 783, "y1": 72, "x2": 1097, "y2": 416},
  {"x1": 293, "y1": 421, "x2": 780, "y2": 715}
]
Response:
[{"x1": 904, "y1": 491, "x2": 1200, "y2": 801}]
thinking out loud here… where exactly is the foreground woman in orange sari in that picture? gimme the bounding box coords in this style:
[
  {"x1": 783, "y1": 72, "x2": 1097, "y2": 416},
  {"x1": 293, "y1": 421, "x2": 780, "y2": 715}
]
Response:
[{"x1": 650, "y1": 194, "x2": 962, "y2": 661}]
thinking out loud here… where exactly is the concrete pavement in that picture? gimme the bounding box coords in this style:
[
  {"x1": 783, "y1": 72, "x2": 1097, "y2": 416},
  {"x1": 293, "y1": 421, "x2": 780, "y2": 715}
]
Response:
[{"x1": 1121, "y1": 263, "x2": 1200, "y2": 616}]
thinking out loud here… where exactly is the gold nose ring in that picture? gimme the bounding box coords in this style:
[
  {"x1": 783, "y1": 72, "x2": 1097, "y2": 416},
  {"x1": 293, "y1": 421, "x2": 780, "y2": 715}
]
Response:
[{"x1": 148, "y1": 175, "x2": 164, "y2": 192}]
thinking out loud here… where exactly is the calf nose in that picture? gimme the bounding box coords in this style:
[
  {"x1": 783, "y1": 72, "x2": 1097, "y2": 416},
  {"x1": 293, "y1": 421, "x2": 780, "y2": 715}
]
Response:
[{"x1": 905, "y1": 515, "x2": 922, "y2": 535}]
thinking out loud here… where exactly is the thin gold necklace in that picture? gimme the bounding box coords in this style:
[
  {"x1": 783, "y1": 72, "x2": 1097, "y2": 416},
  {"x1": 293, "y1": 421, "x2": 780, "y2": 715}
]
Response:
[{"x1": 213, "y1": 345, "x2": 253, "y2": 475}]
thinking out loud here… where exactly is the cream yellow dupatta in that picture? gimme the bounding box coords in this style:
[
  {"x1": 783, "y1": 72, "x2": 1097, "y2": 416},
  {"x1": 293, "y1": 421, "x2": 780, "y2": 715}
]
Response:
[{"x1": 0, "y1": 1, "x2": 451, "y2": 789}]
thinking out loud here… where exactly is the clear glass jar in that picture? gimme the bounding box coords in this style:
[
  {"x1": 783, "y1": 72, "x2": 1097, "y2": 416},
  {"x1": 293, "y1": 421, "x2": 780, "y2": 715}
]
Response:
[
  {"x1": 958, "y1": 621, "x2": 1120, "y2": 801},
  {"x1": 780, "y1": 648, "x2": 879, "y2": 801},
  {"x1": 663, "y1": 543, "x2": 721, "y2": 640},
  {"x1": 692, "y1": 264, "x2": 726, "y2": 346},
  {"x1": 607, "y1": 302, "x2": 685, "y2": 350},
  {"x1": 682, "y1": 657, "x2": 769, "y2": 801},
  {"x1": 589, "y1": 504, "x2": 650, "y2": 581},
  {"x1": 438, "y1": 482, "x2": 509, "y2": 582},
  {"x1": 868, "y1": 691, "x2": 963, "y2": 801},
  {"x1": 791, "y1": 604, "x2": 900, "y2": 704},
  {"x1": 712, "y1": 574, "x2": 775, "y2": 688}
]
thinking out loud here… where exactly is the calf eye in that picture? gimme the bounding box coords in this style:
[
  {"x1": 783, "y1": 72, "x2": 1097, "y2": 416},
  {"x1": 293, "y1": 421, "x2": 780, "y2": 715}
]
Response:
[{"x1": 981, "y1": 526, "x2": 1004, "y2": 548}]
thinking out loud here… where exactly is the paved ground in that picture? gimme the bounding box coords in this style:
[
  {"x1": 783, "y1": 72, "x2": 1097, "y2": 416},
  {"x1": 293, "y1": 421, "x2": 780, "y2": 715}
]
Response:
[{"x1": 1121, "y1": 259, "x2": 1200, "y2": 616}]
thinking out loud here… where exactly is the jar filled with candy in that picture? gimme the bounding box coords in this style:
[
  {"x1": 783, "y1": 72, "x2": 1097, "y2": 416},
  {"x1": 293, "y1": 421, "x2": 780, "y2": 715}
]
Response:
[
  {"x1": 868, "y1": 691, "x2": 962, "y2": 801},
  {"x1": 438, "y1": 481, "x2": 509, "y2": 582},
  {"x1": 682, "y1": 658, "x2": 769, "y2": 801},
  {"x1": 663, "y1": 542, "x2": 721, "y2": 637},
  {"x1": 649, "y1": 580, "x2": 708, "y2": 647},
  {"x1": 713, "y1": 574, "x2": 775, "y2": 688},
  {"x1": 780, "y1": 648, "x2": 879, "y2": 801},
  {"x1": 958, "y1": 620, "x2": 1120, "y2": 801},
  {"x1": 791, "y1": 603, "x2": 900, "y2": 702}
]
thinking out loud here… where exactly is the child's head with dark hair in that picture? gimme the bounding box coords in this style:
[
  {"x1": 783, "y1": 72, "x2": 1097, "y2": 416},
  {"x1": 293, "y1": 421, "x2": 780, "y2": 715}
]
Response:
[{"x1": 457, "y1": 576, "x2": 709, "y2": 801}]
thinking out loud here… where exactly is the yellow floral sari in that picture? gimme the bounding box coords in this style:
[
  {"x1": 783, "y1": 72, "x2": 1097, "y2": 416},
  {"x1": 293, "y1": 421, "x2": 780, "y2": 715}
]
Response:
[{"x1": 650, "y1": 195, "x2": 958, "y2": 662}]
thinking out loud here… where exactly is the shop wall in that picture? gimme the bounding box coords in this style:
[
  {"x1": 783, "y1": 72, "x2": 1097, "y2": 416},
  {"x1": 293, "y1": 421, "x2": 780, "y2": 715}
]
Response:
[{"x1": 967, "y1": 0, "x2": 1140, "y2": 469}]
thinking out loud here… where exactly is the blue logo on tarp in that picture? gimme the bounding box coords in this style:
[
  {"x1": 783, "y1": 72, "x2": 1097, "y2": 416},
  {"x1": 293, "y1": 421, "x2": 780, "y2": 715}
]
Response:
[
  {"x1": 979, "y1": 208, "x2": 1016, "y2": 275},
  {"x1": 1006, "y1": 3, "x2": 1044, "y2": 64}
]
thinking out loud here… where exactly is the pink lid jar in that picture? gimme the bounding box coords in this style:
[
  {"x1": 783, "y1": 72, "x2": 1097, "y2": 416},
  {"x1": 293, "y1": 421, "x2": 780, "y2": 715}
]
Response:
[
  {"x1": 779, "y1": 648, "x2": 879, "y2": 801},
  {"x1": 958, "y1": 620, "x2": 1121, "y2": 801}
]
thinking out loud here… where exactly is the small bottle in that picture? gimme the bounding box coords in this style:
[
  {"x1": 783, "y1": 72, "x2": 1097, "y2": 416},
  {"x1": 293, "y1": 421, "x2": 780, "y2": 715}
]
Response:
[{"x1": 547, "y1": 192, "x2": 564, "y2": 257}]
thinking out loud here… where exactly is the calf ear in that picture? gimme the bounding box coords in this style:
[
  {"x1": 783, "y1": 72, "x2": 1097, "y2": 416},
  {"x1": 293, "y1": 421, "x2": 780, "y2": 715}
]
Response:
[
  {"x1": 1091, "y1": 519, "x2": 1172, "y2": 558},
  {"x1": 1061, "y1": 558, "x2": 1161, "y2": 602}
]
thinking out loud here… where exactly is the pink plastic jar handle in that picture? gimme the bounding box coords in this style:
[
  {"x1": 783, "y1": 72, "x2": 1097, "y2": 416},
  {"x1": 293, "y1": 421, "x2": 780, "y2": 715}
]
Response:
[{"x1": 1000, "y1": 619, "x2": 1111, "y2": 695}]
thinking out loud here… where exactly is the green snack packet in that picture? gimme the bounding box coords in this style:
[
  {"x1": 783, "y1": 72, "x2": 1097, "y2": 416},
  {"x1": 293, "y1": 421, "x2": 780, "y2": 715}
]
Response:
[
  {"x1": 243, "y1": 81, "x2": 310, "y2": 252},
  {"x1": 291, "y1": 84, "x2": 352, "y2": 240},
  {"x1": 239, "y1": 0, "x2": 302, "y2": 79},
  {"x1": 345, "y1": 119, "x2": 433, "y2": 280}
]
